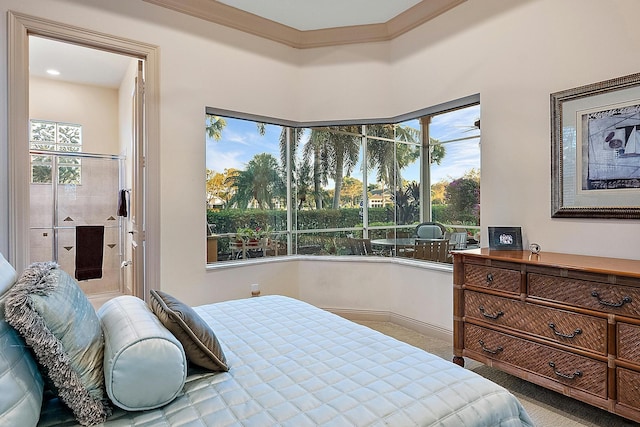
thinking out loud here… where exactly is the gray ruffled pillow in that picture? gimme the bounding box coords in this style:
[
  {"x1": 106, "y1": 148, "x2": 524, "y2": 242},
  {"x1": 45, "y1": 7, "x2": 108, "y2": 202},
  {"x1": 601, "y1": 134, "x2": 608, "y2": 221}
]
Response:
[
  {"x1": 5, "y1": 262, "x2": 110, "y2": 426},
  {"x1": 149, "y1": 289, "x2": 228, "y2": 371}
]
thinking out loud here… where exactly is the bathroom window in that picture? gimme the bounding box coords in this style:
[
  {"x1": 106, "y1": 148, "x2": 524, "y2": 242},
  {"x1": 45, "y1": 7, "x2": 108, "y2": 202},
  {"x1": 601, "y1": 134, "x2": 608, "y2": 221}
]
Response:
[{"x1": 30, "y1": 120, "x2": 83, "y2": 184}]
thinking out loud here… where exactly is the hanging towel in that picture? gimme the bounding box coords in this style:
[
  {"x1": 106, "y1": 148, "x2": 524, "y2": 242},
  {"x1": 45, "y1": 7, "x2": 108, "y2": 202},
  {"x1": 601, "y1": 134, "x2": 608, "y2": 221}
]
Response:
[
  {"x1": 75, "y1": 226, "x2": 104, "y2": 281},
  {"x1": 117, "y1": 189, "x2": 128, "y2": 217}
]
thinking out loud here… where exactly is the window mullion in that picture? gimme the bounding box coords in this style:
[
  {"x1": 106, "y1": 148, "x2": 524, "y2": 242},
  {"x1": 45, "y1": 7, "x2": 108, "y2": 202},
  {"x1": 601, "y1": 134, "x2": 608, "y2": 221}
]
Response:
[
  {"x1": 361, "y1": 125, "x2": 368, "y2": 238},
  {"x1": 420, "y1": 116, "x2": 432, "y2": 222},
  {"x1": 286, "y1": 127, "x2": 292, "y2": 254}
]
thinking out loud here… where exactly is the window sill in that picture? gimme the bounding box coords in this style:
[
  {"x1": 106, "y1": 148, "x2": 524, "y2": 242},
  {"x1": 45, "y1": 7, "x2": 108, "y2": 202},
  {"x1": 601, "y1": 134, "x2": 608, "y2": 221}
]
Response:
[{"x1": 206, "y1": 254, "x2": 453, "y2": 273}]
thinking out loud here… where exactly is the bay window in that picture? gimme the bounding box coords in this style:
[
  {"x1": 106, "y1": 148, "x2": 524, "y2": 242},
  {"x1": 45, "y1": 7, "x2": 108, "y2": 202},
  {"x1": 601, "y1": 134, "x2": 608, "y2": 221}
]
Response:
[{"x1": 206, "y1": 100, "x2": 480, "y2": 263}]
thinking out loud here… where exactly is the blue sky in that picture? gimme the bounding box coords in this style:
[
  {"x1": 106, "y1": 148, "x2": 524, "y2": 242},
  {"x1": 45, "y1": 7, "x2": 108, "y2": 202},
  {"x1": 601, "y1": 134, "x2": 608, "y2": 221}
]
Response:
[{"x1": 206, "y1": 104, "x2": 480, "y2": 186}]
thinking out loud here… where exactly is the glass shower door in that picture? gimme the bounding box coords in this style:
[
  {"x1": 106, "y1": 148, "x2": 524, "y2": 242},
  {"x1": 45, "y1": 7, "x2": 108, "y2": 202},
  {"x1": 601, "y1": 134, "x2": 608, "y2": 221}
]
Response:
[{"x1": 29, "y1": 152, "x2": 124, "y2": 297}]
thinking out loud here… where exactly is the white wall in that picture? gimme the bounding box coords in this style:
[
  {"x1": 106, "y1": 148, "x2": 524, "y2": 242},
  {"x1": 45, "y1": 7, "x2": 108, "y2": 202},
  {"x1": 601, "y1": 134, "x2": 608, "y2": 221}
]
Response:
[
  {"x1": 179, "y1": 256, "x2": 453, "y2": 334},
  {"x1": 1, "y1": 0, "x2": 639, "y2": 332},
  {"x1": 29, "y1": 77, "x2": 120, "y2": 154},
  {"x1": 297, "y1": 258, "x2": 454, "y2": 335},
  {"x1": 299, "y1": 0, "x2": 640, "y2": 257}
]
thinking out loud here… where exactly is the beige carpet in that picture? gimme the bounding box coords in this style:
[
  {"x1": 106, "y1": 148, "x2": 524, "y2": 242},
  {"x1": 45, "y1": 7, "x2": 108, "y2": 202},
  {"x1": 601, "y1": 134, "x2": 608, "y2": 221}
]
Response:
[{"x1": 355, "y1": 320, "x2": 639, "y2": 427}]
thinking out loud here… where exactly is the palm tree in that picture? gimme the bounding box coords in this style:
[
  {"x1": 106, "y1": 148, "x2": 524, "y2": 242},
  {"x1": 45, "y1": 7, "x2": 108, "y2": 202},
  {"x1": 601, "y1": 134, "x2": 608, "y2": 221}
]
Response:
[
  {"x1": 295, "y1": 162, "x2": 313, "y2": 209},
  {"x1": 307, "y1": 126, "x2": 361, "y2": 209},
  {"x1": 366, "y1": 124, "x2": 420, "y2": 189},
  {"x1": 258, "y1": 121, "x2": 441, "y2": 212},
  {"x1": 302, "y1": 130, "x2": 329, "y2": 209},
  {"x1": 390, "y1": 181, "x2": 420, "y2": 225},
  {"x1": 205, "y1": 115, "x2": 227, "y2": 141},
  {"x1": 226, "y1": 153, "x2": 284, "y2": 209},
  {"x1": 430, "y1": 143, "x2": 446, "y2": 165},
  {"x1": 257, "y1": 124, "x2": 307, "y2": 210}
]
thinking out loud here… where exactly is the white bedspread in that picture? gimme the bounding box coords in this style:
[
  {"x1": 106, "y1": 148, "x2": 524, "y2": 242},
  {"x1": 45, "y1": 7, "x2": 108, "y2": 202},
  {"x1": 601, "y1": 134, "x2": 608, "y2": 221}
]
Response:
[{"x1": 39, "y1": 295, "x2": 533, "y2": 426}]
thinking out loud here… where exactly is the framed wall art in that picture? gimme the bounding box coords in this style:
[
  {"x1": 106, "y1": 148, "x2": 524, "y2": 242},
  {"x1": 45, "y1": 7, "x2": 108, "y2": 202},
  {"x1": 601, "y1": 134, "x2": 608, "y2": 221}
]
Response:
[
  {"x1": 551, "y1": 72, "x2": 640, "y2": 218},
  {"x1": 488, "y1": 227, "x2": 523, "y2": 251}
]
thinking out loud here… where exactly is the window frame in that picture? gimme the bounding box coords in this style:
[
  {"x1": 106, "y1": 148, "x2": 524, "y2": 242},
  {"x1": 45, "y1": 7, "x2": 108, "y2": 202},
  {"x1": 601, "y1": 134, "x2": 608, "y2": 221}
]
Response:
[
  {"x1": 29, "y1": 119, "x2": 83, "y2": 185},
  {"x1": 206, "y1": 94, "x2": 480, "y2": 263}
]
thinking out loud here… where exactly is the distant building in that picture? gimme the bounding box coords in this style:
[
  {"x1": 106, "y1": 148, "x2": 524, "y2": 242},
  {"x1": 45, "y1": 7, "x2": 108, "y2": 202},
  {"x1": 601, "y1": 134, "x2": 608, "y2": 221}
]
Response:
[{"x1": 368, "y1": 189, "x2": 392, "y2": 208}]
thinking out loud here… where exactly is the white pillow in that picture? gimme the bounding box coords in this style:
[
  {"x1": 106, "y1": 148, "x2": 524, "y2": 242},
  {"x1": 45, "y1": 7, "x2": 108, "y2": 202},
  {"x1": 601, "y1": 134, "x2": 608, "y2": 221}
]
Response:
[
  {"x1": 98, "y1": 296, "x2": 187, "y2": 411},
  {"x1": 0, "y1": 252, "x2": 17, "y2": 318}
]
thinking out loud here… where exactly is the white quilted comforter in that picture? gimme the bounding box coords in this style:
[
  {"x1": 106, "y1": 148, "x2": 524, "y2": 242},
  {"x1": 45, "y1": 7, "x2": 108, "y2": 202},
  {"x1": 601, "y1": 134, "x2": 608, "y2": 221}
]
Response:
[{"x1": 39, "y1": 295, "x2": 533, "y2": 426}]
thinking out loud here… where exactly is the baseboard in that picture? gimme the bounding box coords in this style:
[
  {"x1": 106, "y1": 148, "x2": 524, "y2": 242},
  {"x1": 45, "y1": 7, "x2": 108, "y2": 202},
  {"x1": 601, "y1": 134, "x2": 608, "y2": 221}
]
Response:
[{"x1": 326, "y1": 307, "x2": 453, "y2": 342}]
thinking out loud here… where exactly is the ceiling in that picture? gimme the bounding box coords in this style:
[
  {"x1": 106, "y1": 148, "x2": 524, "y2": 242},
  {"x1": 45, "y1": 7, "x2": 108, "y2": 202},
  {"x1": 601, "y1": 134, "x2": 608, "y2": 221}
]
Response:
[
  {"x1": 216, "y1": 0, "x2": 424, "y2": 31},
  {"x1": 29, "y1": 36, "x2": 134, "y2": 89},
  {"x1": 143, "y1": 0, "x2": 467, "y2": 48}
]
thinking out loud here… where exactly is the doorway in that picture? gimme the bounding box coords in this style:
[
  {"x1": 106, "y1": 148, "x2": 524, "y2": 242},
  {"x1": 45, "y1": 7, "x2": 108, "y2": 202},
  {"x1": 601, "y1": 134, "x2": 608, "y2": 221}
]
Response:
[
  {"x1": 8, "y1": 11, "x2": 160, "y2": 302},
  {"x1": 28, "y1": 36, "x2": 134, "y2": 303}
]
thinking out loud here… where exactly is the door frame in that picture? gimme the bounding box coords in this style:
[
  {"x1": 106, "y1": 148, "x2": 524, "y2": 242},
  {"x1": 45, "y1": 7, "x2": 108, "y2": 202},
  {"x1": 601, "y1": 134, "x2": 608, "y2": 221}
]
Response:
[{"x1": 7, "y1": 11, "x2": 160, "y2": 299}]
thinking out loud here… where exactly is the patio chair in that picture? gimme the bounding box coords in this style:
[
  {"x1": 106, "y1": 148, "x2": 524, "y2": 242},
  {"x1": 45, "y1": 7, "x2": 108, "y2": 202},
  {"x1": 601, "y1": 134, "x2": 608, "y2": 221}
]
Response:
[
  {"x1": 413, "y1": 239, "x2": 450, "y2": 263},
  {"x1": 449, "y1": 232, "x2": 468, "y2": 250},
  {"x1": 348, "y1": 237, "x2": 374, "y2": 255},
  {"x1": 414, "y1": 222, "x2": 446, "y2": 239}
]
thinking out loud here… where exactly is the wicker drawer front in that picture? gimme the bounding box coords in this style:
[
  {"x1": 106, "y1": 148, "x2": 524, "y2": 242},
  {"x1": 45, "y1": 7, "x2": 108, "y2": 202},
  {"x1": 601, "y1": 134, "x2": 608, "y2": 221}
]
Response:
[
  {"x1": 464, "y1": 264, "x2": 520, "y2": 293},
  {"x1": 618, "y1": 368, "x2": 640, "y2": 408},
  {"x1": 618, "y1": 323, "x2": 640, "y2": 364},
  {"x1": 529, "y1": 273, "x2": 640, "y2": 318},
  {"x1": 465, "y1": 324, "x2": 607, "y2": 398},
  {"x1": 464, "y1": 291, "x2": 607, "y2": 354}
]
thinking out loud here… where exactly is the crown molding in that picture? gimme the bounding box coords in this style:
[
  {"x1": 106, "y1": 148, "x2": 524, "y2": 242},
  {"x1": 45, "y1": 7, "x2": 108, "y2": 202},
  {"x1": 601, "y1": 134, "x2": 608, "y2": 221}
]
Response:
[{"x1": 142, "y1": 0, "x2": 466, "y2": 49}]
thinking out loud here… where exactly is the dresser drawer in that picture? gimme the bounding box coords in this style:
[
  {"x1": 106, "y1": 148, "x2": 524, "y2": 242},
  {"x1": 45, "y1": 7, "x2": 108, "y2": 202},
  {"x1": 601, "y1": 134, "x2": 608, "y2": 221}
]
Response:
[
  {"x1": 464, "y1": 291, "x2": 607, "y2": 354},
  {"x1": 464, "y1": 264, "x2": 520, "y2": 294},
  {"x1": 618, "y1": 368, "x2": 640, "y2": 408},
  {"x1": 465, "y1": 324, "x2": 607, "y2": 398},
  {"x1": 529, "y1": 273, "x2": 640, "y2": 318},
  {"x1": 618, "y1": 323, "x2": 640, "y2": 364}
]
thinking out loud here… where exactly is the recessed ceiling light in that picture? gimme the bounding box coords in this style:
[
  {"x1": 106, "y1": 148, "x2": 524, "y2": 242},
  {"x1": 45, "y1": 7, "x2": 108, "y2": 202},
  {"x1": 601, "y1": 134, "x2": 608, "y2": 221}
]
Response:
[{"x1": 46, "y1": 69, "x2": 60, "y2": 76}]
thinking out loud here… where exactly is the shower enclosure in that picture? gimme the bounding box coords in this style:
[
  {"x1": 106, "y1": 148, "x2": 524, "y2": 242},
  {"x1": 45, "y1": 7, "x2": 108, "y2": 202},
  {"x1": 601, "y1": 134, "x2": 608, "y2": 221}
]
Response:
[{"x1": 29, "y1": 150, "x2": 126, "y2": 298}]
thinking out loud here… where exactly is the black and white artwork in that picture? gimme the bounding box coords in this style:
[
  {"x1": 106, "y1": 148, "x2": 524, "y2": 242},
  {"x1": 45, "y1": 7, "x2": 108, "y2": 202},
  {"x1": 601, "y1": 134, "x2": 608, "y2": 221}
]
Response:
[
  {"x1": 583, "y1": 103, "x2": 640, "y2": 191},
  {"x1": 552, "y1": 72, "x2": 640, "y2": 218}
]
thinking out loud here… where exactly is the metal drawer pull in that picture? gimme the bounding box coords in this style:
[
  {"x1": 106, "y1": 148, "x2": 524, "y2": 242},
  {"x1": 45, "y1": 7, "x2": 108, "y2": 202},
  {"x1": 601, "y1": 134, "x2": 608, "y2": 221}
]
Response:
[
  {"x1": 486, "y1": 273, "x2": 493, "y2": 283},
  {"x1": 479, "y1": 340, "x2": 503, "y2": 354},
  {"x1": 590, "y1": 291, "x2": 632, "y2": 307},
  {"x1": 479, "y1": 305, "x2": 504, "y2": 320},
  {"x1": 548, "y1": 323, "x2": 582, "y2": 339},
  {"x1": 548, "y1": 362, "x2": 582, "y2": 380}
]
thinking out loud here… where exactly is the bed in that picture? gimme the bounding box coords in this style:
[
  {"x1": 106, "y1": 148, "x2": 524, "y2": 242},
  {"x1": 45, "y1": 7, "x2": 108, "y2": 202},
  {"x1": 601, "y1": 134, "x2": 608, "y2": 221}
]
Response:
[
  {"x1": 0, "y1": 256, "x2": 532, "y2": 427},
  {"x1": 39, "y1": 295, "x2": 532, "y2": 426}
]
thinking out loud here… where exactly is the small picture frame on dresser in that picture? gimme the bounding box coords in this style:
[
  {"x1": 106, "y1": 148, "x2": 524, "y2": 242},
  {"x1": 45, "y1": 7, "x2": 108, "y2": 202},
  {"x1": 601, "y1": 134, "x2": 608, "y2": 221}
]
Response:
[{"x1": 488, "y1": 226, "x2": 523, "y2": 250}]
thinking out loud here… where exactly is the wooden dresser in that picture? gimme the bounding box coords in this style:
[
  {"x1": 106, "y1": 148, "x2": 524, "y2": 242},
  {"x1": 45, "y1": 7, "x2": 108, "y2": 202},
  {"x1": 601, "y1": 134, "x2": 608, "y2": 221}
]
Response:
[{"x1": 453, "y1": 249, "x2": 640, "y2": 422}]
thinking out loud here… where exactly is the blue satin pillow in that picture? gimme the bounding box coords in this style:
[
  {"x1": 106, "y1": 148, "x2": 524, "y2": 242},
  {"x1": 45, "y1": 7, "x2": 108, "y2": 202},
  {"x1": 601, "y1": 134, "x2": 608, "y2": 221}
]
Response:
[
  {"x1": 5, "y1": 263, "x2": 110, "y2": 426},
  {"x1": 0, "y1": 252, "x2": 44, "y2": 427},
  {"x1": 0, "y1": 321, "x2": 44, "y2": 427},
  {"x1": 98, "y1": 296, "x2": 187, "y2": 411}
]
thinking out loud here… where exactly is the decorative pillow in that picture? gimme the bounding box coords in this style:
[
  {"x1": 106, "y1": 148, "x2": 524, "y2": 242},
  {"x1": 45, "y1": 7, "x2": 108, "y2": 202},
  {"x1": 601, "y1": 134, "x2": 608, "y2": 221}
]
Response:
[
  {"x1": 149, "y1": 289, "x2": 229, "y2": 371},
  {"x1": 4, "y1": 262, "x2": 110, "y2": 426},
  {"x1": 0, "y1": 252, "x2": 44, "y2": 427},
  {"x1": 0, "y1": 321, "x2": 45, "y2": 427},
  {"x1": 98, "y1": 296, "x2": 187, "y2": 411}
]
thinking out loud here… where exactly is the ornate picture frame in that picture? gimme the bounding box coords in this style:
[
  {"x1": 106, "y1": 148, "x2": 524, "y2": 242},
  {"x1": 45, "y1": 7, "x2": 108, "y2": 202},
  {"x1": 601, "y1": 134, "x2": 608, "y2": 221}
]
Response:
[{"x1": 551, "y1": 72, "x2": 640, "y2": 218}]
